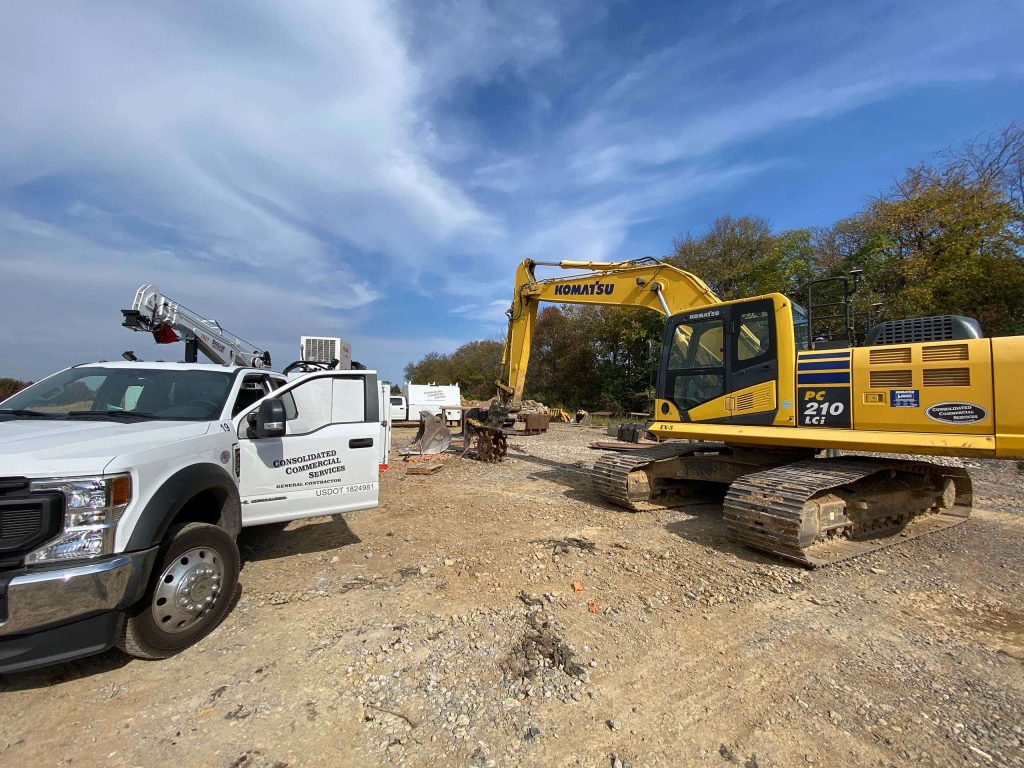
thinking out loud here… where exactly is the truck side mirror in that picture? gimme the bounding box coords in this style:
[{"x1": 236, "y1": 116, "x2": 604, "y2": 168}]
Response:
[{"x1": 255, "y1": 399, "x2": 287, "y2": 438}]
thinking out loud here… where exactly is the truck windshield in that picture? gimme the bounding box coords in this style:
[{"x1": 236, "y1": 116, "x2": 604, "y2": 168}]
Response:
[{"x1": 0, "y1": 367, "x2": 232, "y2": 421}]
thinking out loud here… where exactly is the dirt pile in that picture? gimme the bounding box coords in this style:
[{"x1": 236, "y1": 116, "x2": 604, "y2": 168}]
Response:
[{"x1": 1, "y1": 425, "x2": 1022, "y2": 767}]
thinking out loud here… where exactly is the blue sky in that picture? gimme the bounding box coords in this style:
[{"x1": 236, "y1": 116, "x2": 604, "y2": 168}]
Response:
[{"x1": 1, "y1": 0, "x2": 1022, "y2": 384}]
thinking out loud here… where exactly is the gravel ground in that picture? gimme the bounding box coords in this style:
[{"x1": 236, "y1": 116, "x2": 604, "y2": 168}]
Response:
[{"x1": 1, "y1": 424, "x2": 1022, "y2": 767}]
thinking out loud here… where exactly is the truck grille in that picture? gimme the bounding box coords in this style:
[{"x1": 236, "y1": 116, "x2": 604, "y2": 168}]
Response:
[
  {"x1": 0, "y1": 478, "x2": 64, "y2": 571},
  {"x1": 1, "y1": 506, "x2": 42, "y2": 538}
]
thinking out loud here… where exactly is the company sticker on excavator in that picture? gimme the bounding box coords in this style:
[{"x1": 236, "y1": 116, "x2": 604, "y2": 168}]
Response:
[
  {"x1": 926, "y1": 402, "x2": 988, "y2": 424},
  {"x1": 798, "y1": 388, "x2": 851, "y2": 428}
]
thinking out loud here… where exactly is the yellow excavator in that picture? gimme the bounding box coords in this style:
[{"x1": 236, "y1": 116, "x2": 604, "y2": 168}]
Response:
[{"x1": 496, "y1": 257, "x2": 1024, "y2": 566}]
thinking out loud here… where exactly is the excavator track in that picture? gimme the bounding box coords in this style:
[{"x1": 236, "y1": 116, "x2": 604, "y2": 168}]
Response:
[
  {"x1": 591, "y1": 441, "x2": 726, "y2": 511},
  {"x1": 723, "y1": 457, "x2": 972, "y2": 567}
]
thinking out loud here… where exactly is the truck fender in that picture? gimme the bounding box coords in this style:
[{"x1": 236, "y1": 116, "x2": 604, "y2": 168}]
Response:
[{"x1": 125, "y1": 464, "x2": 241, "y2": 551}]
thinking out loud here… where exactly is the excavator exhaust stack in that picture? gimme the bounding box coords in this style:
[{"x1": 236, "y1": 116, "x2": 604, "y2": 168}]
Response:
[{"x1": 407, "y1": 411, "x2": 453, "y2": 455}]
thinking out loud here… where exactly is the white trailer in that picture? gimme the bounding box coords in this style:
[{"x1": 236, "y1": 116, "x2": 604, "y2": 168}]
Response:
[{"x1": 389, "y1": 383, "x2": 461, "y2": 424}]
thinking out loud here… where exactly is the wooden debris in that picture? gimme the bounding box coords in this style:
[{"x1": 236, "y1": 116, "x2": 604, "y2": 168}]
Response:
[
  {"x1": 587, "y1": 441, "x2": 659, "y2": 451},
  {"x1": 407, "y1": 464, "x2": 444, "y2": 475}
]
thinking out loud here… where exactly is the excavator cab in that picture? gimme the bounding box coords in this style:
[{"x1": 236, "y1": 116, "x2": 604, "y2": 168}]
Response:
[{"x1": 655, "y1": 294, "x2": 797, "y2": 427}]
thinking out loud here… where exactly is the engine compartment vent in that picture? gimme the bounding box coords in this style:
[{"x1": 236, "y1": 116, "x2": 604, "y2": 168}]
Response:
[
  {"x1": 922, "y1": 343, "x2": 969, "y2": 362},
  {"x1": 923, "y1": 368, "x2": 971, "y2": 387},
  {"x1": 865, "y1": 315, "x2": 982, "y2": 346},
  {"x1": 869, "y1": 347, "x2": 912, "y2": 364},
  {"x1": 870, "y1": 370, "x2": 913, "y2": 388}
]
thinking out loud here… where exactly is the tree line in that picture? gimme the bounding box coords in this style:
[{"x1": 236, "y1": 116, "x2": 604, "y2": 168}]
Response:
[
  {"x1": 0, "y1": 379, "x2": 31, "y2": 401},
  {"x1": 406, "y1": 123, "x2": 1024, "y2": 413}
]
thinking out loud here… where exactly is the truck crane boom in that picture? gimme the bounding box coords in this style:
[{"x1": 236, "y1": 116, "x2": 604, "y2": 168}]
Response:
[{"x1": 121, "y1": 285, "x2": 271, "y2": 368}]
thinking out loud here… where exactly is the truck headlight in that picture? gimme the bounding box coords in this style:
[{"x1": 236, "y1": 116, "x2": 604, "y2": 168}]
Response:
[{"x1": 26, "y1": 474, "x2": 132, "y2": 563}]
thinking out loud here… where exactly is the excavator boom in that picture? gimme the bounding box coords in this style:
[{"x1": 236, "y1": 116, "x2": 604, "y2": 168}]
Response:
[{"x1": 499, "y1": 258, "x2": 719, "y2": 406}]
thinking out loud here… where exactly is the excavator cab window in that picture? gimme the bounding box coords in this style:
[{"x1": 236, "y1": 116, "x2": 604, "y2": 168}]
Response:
[
  {"x1": 664, "y1": 310, "x2": 726, "y2": 415},
  {"x1": 736, "y1": 309, "x2": 772, "y2": 362},
  {"x1": 791, "y1": 303, "x2": 810, "y2": 351}
]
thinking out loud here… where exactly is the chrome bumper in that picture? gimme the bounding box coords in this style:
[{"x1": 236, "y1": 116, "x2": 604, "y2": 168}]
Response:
[{"x1": 0, "y1": 548, "x2": 157, "y2": 636}]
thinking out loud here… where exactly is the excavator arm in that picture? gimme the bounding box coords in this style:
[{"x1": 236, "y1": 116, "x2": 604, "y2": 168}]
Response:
[{"x1": 498, "y1": 258, "x2": 720, "y2": 406}]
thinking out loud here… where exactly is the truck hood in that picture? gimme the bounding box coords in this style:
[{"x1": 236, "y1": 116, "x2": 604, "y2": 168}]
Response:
[{"x1": 0, "y1": 420, "x2": 212, "y2": 477}]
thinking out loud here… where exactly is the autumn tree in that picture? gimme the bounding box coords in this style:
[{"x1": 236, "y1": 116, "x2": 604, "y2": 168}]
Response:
[
  {"x1": 669, "y1": 215, "x2": 788, "y2": 299},
  {"x1": 856, "y1": 164, "x2": 1022, "y2": 332},
  {"x1": 522, "y1": 306, "x2": 601, "y2": 409},
  {"x1": 403, "y1": 340, "x2": 503, "y2": 400},
  {"x1": 589, "y1": 306, "x2": 664, "y2": 413},
  {"x1": 0, "y1": 379, "x2": 31, "y2": 401}
]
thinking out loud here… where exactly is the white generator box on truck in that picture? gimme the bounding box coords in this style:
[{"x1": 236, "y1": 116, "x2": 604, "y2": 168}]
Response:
[{"x1": 300, "y1": 336, "x2": 352, "y2": 370}]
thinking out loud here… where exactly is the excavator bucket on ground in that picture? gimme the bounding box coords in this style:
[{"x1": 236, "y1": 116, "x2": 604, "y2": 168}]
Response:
[{"x1": 405, "y1": 411, "x2": 453, "y2": 455}]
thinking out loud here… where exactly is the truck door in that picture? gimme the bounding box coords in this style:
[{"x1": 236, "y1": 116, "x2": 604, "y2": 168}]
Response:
[
  {"x1": 379, "y1": 383, "x2": 392, "y2": 469},
  {"x1": 389, "y1": 396, "x2": 406, "y2": 422},
  {"x1": 234, "y1": 371, "x2": 381, "y2": 526}
]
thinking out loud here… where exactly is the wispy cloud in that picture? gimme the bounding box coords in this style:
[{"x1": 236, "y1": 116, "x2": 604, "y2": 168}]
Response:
[
  {"x1": 564, "y1": 2, "x2": 1023, "y2": 186},
  {"x1": 0, "y1": 0, "x2": 1021, "y2": 381}
]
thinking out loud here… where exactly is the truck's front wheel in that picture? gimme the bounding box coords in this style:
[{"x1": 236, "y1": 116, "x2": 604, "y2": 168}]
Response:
[{"x1": 119, "y1": 522, "x2": 240, "y2": 660}]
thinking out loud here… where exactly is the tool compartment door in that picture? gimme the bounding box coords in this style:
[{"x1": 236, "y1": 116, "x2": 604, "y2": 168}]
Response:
[{"x1": 235, "y1": 371, "x2": 380, "y2": 526}]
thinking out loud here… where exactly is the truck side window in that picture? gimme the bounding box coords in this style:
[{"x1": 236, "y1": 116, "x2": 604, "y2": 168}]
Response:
[
  {"x1": 275, "y1": 376, "x2": 367, "y2": 435},
  {"x1": 232, "y1": 374, "x2": 269, "y2": 416},
  {"x1": 280, "y1": 391, "x2": 298, "y2": 420},
  {"x1": 331, "y1": 378, "x2": 366, "y2": 423},
  {"x1": 283, "y1": 378, "x2": 331, "y2": 435}
]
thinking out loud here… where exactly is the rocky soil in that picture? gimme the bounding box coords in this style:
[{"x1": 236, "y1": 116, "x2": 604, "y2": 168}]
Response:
[{"x1": 1, "y1": 424, "x2": 1022, "y2": 767}]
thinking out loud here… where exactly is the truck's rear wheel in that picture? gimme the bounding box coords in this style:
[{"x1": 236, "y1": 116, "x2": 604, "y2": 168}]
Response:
[{"x1": 119, "y1": 522, "x2": 240, "y2": 660}]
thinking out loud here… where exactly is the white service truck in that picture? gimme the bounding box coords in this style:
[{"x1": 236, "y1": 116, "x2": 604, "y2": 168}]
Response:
[
  {"x1": 389, "y1": 383, "x2": 461, "y2": 425},
  {"x1": 0, "y1": 361, "x2": 389, "y2": 673}
]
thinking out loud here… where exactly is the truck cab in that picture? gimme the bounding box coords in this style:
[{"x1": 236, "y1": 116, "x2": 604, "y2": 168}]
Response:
[{"x1": 0, "y1": 361, "x2": 387, "y2": 672}]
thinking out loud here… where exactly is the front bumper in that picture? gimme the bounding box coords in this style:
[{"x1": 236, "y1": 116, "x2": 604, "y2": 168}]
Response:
[{"x1": 0, "y1": 548, "x2": 157, "y2": 673}]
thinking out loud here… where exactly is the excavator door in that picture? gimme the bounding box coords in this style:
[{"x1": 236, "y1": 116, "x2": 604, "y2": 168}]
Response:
[{"x1": 657, "y1": 297, "x2": 785, "y2": 426}]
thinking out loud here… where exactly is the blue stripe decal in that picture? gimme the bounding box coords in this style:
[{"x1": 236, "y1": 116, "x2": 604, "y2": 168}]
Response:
[
  {"x1": 797, "y1": 372, "x2": 851, "y2": 385},
  {"x1": 797, "y1": 361, "x2": 852, "y2": 371},
  {"x1": 799, "y1": 351, "x2": 852, "y2": 360}
]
